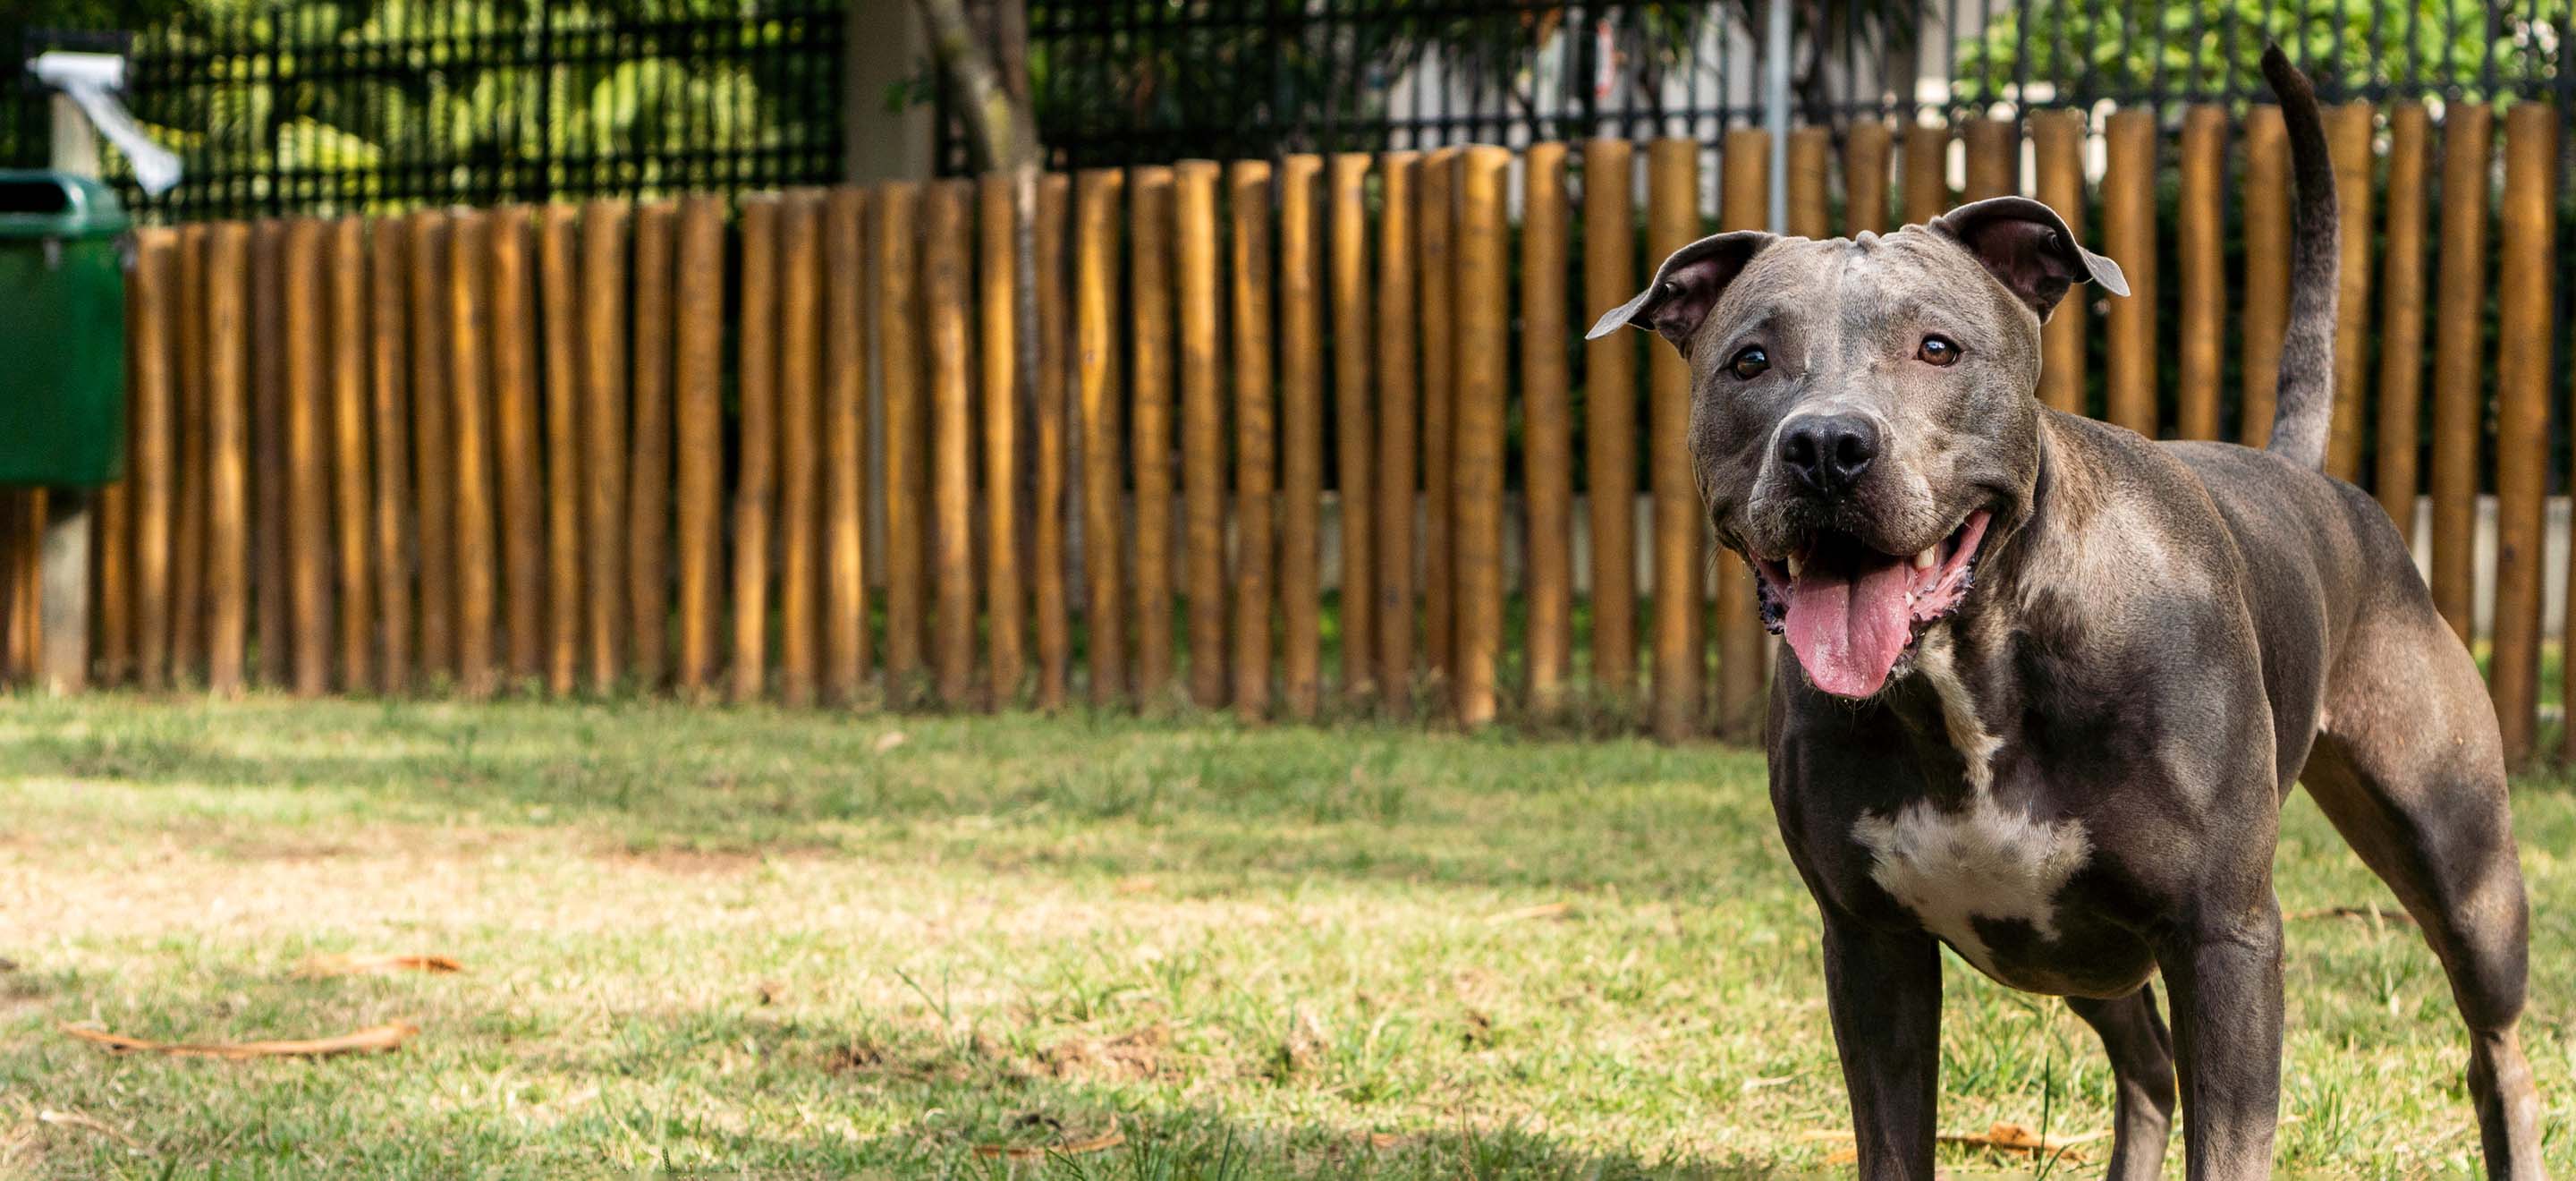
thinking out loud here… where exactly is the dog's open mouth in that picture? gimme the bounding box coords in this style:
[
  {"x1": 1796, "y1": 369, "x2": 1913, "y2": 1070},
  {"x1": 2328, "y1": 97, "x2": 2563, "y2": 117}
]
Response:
[{"x1": 1750, "y1": 509, "x2": 1992, "y2": 699}]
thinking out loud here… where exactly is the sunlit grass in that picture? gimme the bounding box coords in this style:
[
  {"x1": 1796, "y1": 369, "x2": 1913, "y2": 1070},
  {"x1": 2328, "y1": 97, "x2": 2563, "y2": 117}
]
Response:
[{"x1": 0, "y1": 694, "x2": 2567, "y2": 1177}]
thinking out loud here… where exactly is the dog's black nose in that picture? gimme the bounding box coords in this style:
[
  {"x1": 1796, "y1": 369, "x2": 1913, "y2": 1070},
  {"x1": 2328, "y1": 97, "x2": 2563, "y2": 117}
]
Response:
[{"x1": 1777, "y1": 414, "x2": 1880, "y2": 497}]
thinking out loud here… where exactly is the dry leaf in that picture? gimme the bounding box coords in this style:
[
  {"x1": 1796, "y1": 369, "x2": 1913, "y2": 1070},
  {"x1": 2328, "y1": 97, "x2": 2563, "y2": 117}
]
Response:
[
  {"x1": 1114, "y1": 876, "x2": 1158, "y2": 896},
  {"x1": 1823, "y1": 1146, "x2": 1859, "y2": 1166},
  {"x1": 60, "y1": 1021, "x2": 418, "y2": 1059},
  {"x1": 1939, "y1": 1121, "x2": 2104, "y2": 1161},
  {"x1": 972, "y1": 1117, "x2": 1123, "y2": 1160},
  {"x1": 873, "y1": 731, "x2": 908, "y2": 753},
  {"x1": 293, "y1": 953, "x2": 463, "y2": 979},
  {"x1": 1358, "y1": 1131, "x2": 1402, "y2": 1149},
  {"x1": 1740, "y1": 1073, "x2": 1797, "y2": 1092},
  {"x1": 1482, "y1": 901, "x2": 1572, "y2": 924}
]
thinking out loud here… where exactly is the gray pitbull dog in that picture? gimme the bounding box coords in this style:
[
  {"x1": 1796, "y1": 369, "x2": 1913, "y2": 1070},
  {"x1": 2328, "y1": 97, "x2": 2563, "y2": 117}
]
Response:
[{"x1": 1591, "y1": 50, "x2": 2540, "y2": 1180}]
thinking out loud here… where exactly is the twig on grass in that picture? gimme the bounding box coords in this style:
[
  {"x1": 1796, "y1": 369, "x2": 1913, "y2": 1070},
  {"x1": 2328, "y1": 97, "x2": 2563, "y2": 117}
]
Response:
[
  {"x1": 973, "y1": 1115, "x2": 1124, "y2": 1160},
  {"x1": 59, "y1": 1021, "x2": 418, "y2": 1059}
]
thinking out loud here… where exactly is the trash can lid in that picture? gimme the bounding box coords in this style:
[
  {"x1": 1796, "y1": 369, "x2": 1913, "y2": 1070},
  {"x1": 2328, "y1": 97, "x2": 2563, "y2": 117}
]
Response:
[{"x1": 0, "y1": 171, "x2": 130, "y2": 239}]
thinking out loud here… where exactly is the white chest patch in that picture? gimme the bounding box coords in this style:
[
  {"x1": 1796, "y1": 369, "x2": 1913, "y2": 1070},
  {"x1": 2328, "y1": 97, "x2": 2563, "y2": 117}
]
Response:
[{"x1": 1851, "y1": 634, "x2": 2090, "y2": 975}]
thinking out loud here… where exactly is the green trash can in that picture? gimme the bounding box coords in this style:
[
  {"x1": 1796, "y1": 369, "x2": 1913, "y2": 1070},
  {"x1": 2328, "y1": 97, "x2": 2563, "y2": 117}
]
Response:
[{"x1": 0, "y1": 171, "x2": 129, "y2": 486}]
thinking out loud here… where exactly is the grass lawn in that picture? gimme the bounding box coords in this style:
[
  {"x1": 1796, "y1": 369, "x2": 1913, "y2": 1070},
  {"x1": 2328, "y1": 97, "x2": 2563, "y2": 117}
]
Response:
[{"x1": 0, "y1": 695, "x2": 2569, "y2": 1177}]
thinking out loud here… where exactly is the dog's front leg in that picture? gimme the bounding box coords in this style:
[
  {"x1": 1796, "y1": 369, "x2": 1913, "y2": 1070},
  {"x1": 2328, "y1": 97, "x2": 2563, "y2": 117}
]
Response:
[
  {"x1": 2157, "y1": 904, "x2": 2285, "y2": 1180},
  {"x1": 1820, "y1": 913, "x2": 1940, "y2": 1180}
]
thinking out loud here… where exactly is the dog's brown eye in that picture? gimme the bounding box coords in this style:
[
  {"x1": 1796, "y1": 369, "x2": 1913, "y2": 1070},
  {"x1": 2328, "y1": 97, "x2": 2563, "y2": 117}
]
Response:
[
  {"x1": 1918, "y1": 336, "x2": 1962, "y2": 366},
  {"x1": 1728, "y1": 345, "x2": 1769, "y2": 380}
]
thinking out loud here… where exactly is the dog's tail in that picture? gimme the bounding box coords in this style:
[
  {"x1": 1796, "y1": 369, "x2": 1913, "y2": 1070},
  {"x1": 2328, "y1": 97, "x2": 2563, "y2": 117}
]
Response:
[{"x1": 2262, "y1": 45, "x2": 2337, "y2": 471}]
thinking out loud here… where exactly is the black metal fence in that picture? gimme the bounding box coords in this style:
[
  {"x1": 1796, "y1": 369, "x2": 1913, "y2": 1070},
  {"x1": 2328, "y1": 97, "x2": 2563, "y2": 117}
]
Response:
[
  {"x1": 975, "y1": 0, "x2": 2576, "y2": 173},
  {"x1": 18, "y1": 1, "x2": 845, "y2": 223}
]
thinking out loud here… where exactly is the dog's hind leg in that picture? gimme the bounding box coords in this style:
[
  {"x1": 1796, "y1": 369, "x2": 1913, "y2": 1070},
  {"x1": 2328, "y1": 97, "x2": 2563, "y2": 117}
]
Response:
[
  {"x1": 2066, "y1": 984, "x2": 2176, "y2": 1181},
  {"x1": 2301, "y1": 593, "x2": 2541, "y2": 1181}
]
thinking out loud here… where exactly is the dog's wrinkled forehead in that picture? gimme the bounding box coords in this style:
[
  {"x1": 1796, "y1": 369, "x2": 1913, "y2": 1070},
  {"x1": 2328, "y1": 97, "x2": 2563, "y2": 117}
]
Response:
[
  {"x1": 1695, "y1": 229, "x2": 2032, "y2": 357},
  {"x1": 1589, "y1": 196, "x2": 2126, "y2": 360}
]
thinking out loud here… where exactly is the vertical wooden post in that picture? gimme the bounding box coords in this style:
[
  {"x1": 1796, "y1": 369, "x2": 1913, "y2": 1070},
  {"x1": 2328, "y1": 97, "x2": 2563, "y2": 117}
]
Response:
[
  {"x1": 824, "y1": 187, "x2": 871, "y2": 703},
  {"x1": 2325, "y1": 101, "x2": 2377, "y2": 481},
  {"x1": 1452, "y1": 146, "x2": 1508, "y2": 729},
  {"x1": 1787, "y1": 127, "x2": 1831, "y2": 240},
  {"x1": 172, "y1": 225, "x2": 208, "y2": 681},
  {"x1": 1128, "y1": 167, "x2": 1177, "y2": 701},
  {"x1": 2493, "y1": 102, "x2": 2555, "y2": 766},
  {"x1": 733, "y1": 195, "x2": 781, "y2": 704},
  {"x1": 1902, "y1": 122, "x2": 1950, "y2": 224},
  {"x1": 580, "y1": 201, "x2": 629, "y2": 693},
  {"x1": 283, "y1": 219, "x2": 332, "y2": 697},
  {"x1": 1032, "y1": 174, "x2": 1072, "y2": 710},
  {"x1": 2175, "y1": 106, "x2": 2226, "y2": 440},
  {"x1": 1843, "y1": 123, "x2": 1893, "y2": 235},
  {"x1": 975, "y1": 174, "x2": 1024, "y2": 705},
  {"x1": 130, "y1": 229, "x2": 176, "y2": 690},
  {"x1": 2241, "y1": 107, "x2": 2291, "y2": 446},
  {"x1": 539, "y1": 207, "x2": 585, "y2": 695},
  {"x1": 8, "y1": 493, "x2": 38, "y2": 683},
  {"x1": 873, "y1": 183, "x2": 927, "y2": 693},
  {"x1": 1582, "y1": 139, "x2": 1636, "y2": 702},
  {"x1": 406, "y1": 213, "x2": 452, "y2": 681},
  {"x1": 1962, "y1": 118, "x2": 2017, "y2": 201},
  {"x1": 627, "y1": 201, "x2": 677, "y2": 690},
  {"x1": 2375, "y1": 102, "x2": 2430, "y2": 532},
  {"x1": 925, "y1": 181, "x2": 978, "y2": 707},
  {"x1": 2429, "y1": 106, "x2": 2491, "y2": 641},
  {"x1": 1329, "y1": 154, "x2": 1375, "y2": 701},
  {"x1": 674, "y1": 196, "x2": 729, "y2": 696},
  {"x1": 489, "y1": 208, "x2": 546, "y2": 686},
  {"x1": 95, "y1": 294, "x2": 131, "y2": 684},
  {"x1": 446, "y1": 210, "x2": 496, "y2": 699},
  {"x1": 1418, "y1": 149, "x2": 1456, "y2": 687},
  {"x1": 252, "y1": 220, "x2": 292, "y2": 687},
  {"x1": 366, "y1": 221, "x2": 411, "y2": 693},
  {"x1": 1075, "y1": 170, "x2": 1126, "y2": 706},
  {"x1": 1230, "y1": 160, "x2": 1275, "y2": 719},
  {"x1": 327, "y1": 217, "x2": 374, "y2": 692},
  {"x1": 1279, "y1": 155, "x2": 1325, "y2": 721},
  {"x1": 2103, "y1": 110, "x2": 2157, "y2": 438},
  {"x1": 1374, "y1": 152, "x2": 1419, "y2": 707},
  {"x1": 207, "y1": 224, "x2": 250, "y2": 695},
  {"x1": 1522, "y1": 142, "x2": 1572, "y2": 710},
  {"x1": 1647, "y1": 139, "x2": 1700, "y2": 742},
  {"x1": 2032, "y1": 110, "x2": 2089, "y2": 417},
  {"x1": 1175, "y1": 159, "x2": 1227, "y2": 709},
  {"x1": 1716, "y1": 130, "x2": 1768, "y2": 740},
  {"x1": 779, "y1": 189, "x2": 826, "y2": 708}
]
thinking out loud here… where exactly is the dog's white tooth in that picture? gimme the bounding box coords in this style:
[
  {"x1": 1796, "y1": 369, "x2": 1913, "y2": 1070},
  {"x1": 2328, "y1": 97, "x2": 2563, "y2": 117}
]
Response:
[
  {"x1": 1787, "y1": 555, "x2": 1805, "y2": 579},
  {"x1": 1912, "y1": 547, "x2": 1936, "y2": 571}
]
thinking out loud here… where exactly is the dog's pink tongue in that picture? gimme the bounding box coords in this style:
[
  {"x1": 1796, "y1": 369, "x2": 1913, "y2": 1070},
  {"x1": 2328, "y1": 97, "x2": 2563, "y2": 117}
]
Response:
[{"x1": 1784, "y1": 559, "x2": 1913, "y2": 698}]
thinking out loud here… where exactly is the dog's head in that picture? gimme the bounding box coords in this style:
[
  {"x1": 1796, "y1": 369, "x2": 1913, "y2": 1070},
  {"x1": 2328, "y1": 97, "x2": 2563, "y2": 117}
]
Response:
[{"x1": 1590, "y1": 197, "x2": 2126, "y2": 700}]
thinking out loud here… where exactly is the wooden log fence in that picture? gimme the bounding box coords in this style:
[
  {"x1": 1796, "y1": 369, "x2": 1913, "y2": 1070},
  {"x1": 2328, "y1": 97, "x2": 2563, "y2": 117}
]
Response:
[{"x1": 56, "y1": 101, "x2": 2576, "y2": 766}]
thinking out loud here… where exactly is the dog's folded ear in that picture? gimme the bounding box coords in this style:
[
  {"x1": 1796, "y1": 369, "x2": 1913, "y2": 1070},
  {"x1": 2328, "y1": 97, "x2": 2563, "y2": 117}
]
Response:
[
  {"x1": 1586, "y1": 231, "x2": 1772, "y2": 351},
  {"x1": 1929, "y1": 197, "x2": 2129, "y2": 319}
]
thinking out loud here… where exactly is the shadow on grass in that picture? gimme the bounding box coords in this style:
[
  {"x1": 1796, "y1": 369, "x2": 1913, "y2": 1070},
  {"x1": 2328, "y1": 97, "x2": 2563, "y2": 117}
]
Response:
[{"x1": 525, "y1": 1006, "x2": 1798, "y2": 1178}]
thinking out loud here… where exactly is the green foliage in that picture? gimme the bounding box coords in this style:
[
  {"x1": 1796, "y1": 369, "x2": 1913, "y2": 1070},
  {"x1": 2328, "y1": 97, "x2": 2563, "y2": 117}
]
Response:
[
  {"x1": 1004, "y1": 2, "x2": 1918, "y2": 161},
  {"x1": 1956, "y1": 0, "x2": 2567, "y2": 106},
  {"x1": 22, "y1": 0, "x2": 837, "y2": 208}
]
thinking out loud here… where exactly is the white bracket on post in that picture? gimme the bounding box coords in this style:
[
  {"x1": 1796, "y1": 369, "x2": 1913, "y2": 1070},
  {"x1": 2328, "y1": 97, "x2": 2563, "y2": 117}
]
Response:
[{"x1": 28, "y1": 51, "x2": 181, "y2": 196}]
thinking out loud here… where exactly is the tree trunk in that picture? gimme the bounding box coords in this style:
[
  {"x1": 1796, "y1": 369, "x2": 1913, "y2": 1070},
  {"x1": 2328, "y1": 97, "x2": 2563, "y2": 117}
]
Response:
[{"x1": 912, "y1": 0, "x2": 1057, "y2": 616}]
